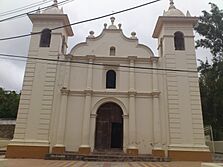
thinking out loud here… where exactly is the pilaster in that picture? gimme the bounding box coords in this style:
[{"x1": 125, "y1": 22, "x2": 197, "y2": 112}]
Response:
[
  {"x1": 151, "y1": 57, "x2": 162, "y2": 152},
  {"x1": 127, "y1": 56, "x2": 138, "y2": 155},
  {"x1": 52, "y1": 55, "x2": 72, "y2": 153},
  {"x1": 79, "y1": 55, "x2": 95, "y2": 154}
]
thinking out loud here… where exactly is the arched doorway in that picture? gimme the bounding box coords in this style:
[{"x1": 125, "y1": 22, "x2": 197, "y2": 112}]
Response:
[{"x1": 95, "y1": 102, "x2": 123, "y2": 151}]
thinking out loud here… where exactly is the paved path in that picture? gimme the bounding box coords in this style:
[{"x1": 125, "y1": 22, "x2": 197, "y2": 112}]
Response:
[
  {"x1": 214, "y1": 154, "x2": 223, "y2": 162},
  {"x1": 0, "y1": 159, "x2": 202, "y2": 167}
]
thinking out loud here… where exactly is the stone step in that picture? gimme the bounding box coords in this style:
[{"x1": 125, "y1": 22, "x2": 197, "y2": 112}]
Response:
[
  {"x1": 45, "y1": 153, "x2": 171, "y2": 162},
  {"x1": 93, "y1": 150, "x2": 125, "y2": 155},
  {"x1": 0, "y1": 150, "x2": 6, "y2": 155}
]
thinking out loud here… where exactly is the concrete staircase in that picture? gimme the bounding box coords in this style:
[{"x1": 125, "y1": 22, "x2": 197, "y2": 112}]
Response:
[
  {"x1": 0, "y1": 149, "x2": 6, "y2": 156},
  {"x1": 45, "y1": 151, "x2": 171, "y2": 162}
]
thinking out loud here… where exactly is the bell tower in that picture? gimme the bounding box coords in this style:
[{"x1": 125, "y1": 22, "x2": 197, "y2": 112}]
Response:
[
  {"x1": 152, "y1": 0, "x2": 211, "y2": 161},
  {"x1": 6, "y1": 1, "x2": 73, "y2": 158}
]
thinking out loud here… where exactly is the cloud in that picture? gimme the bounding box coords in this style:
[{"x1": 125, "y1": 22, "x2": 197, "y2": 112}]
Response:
[
  {"x1": 0, "y1": 59, "x2": 25, "y2": 91},
  {"x1": 0, "y1": 0, "x2": 221, "y2": 91}
]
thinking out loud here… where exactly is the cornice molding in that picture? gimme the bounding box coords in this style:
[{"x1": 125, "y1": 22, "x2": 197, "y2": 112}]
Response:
[
  {"x1": 28, "y1": 14, "x2": 74, "y2": 36},
  {"x1": 65, "y1": 54, "x2": 73, "y2": 61},
  {"x1": 71, "y1": 55, "x2": 153, "y2": 63},
  {"x1": 86, "y1": 55, "x2": 96, "y2": 61},
  {"x1": 60, "y1": 87, "x2": 69, "y2": 95},
  {"x1": 153, "y1": 16, "x2": 198, "y2": 38},
  {"x1": 151, "y1": 56, "x2": 159, "y2": 63},
  {"x1": 67, "y1": 89, "x2": 160, "y2": 97}
]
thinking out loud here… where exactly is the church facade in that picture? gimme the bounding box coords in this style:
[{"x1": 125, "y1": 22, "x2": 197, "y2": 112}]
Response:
[{"x1": 6, "y1": 1, "x2": 211, "y2": 161}]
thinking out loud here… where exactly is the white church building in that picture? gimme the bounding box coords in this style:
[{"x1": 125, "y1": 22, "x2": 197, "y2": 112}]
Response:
[{"x1": 6, "y1": 0, "x2": 211, "y2": 161}]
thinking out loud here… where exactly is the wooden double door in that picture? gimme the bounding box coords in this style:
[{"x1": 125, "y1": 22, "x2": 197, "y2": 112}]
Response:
[{"x1": 95, "y1": 102, "x2": 123, "y2": 151}]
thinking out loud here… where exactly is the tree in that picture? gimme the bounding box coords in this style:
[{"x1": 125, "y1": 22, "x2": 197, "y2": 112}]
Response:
[
  {"x1": 195, "y1": 3, "x2": 223, "y2": 140},
  {"x1": 198, "y1": 60, "x2": 223, "y2": 140},
  {"x1": 194, "y1": 3, "x2": 223, "y2": 60},
  {"x1": 0, "y1": 87, "x2": 20, "y2": 119}
]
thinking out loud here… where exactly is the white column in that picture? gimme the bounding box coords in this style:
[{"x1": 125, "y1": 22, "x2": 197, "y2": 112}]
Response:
[
  {"x1": 80, "y1": 55, "x2": 95, "y2": 150},
  {"x1": 86, "y1": 56, "x2": 94, "y2": 90},
  {"x1": 129, "y1": 57, "x2": 135, "y2": 91},
  {"x1": 128, "y1": 56, "x2": 137, "y2": 151},
  {"x1": 153, "y1": 95, "x2": 161, "y2": 146},
  {"x1": 123, "y1": 115, "x2": 129, "y2": 151},
  {"x1": 81, "y1": 92, "x2": 92, "y2": 146},
  {"x1": 54, "y1": 54, "x2": 72, "y2": 148},
  {"x1": 55, "y1": 90, "x2": 68, "y2": 146},
  {"x1": 90, "y1": 114, "x2": 97, "y2": 149},
  {"x1": 152, "y1": 57, "x2": 159, "y2": 91},
  {"x1": 151, "y1": 57, "x2": 161, "y2": 148},
  {"x1": 128, "y1": 93, "x2": 136, "y2": 148}
]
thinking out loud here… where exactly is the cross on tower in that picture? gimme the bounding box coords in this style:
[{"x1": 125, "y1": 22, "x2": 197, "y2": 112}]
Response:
[
  {"x1": 53, "y1": 0, "x2": 58, "y2": 7},
  {"x1": 169, "y1": 0, "x2": 175, "y2": 9}
]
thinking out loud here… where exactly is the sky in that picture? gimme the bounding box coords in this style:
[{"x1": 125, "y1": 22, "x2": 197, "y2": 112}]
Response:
[{"x1": 0, "y1": 0, "x2": 222, "y2": 91}]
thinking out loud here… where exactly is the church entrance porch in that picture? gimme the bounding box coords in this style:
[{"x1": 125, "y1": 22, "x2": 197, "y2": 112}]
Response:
[{"x1": 94, "y1": 102, "x2": 123, "y2": 151}]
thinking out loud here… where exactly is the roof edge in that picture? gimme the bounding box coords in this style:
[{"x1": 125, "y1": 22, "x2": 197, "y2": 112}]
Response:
[
  {"x1": 28, "y1": 14, "x2": 74, "y2": 36},
  {"x1": 152, "y1": 16, "x2": 198, "y2": 38}
]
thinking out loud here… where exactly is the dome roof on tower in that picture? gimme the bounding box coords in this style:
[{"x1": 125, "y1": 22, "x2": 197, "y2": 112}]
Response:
[
  {"x1": 163, "y1": 0, "x2": 185, "y2": 16},
  {"x1": 42, "y1": 6, "x2": 63, "y2": 14},
  {"x1": 42, "y1": 0, "x2": 63, "y2": 14}
]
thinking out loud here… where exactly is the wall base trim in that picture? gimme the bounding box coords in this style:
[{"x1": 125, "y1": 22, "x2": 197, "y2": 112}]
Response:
[
  {"x1": 152, "y1": 149, "x2": 165, "y2": 157},
  {"x1": 6, "y1": 145, "x2": 49, "y2": 159},
  {"x1": 52, "y1": 146, "x2": 65, "y2": 154},
  {"x1": 127, "y1": 148, "x2": 138, "y2": 155},
  {"x1": 168, "y1": 150, "x2": 212, "y2": 161},
  {"x1": 78, "y1": 146, "x2": 91, "y2": 155}
]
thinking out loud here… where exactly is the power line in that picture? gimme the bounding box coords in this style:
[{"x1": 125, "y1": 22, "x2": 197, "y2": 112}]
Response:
[
  {"x1": 0, "y1": 0, "x2": 52, "y2": 17},
  {"x1": 0, "y1": 53, "x2": 198, "y2": 73},
  {"x1": 52, "y1": 0, "x2": 162, "y2": 31},
  {"x1": 0, "y1": 0, "x2": 73, "y2": 22},
  {"x1": 0, "y1": 55, "x2": 198, "y2": 78},
  {"x1": 0, "y1": 0, "x2": 51, "y2": 16},
  {"x1": 0, "y1": 0, "x2": 74, "y2": 23},
  {"x1": 0, "y1": 0, "x2": 161, "y2": 41}
]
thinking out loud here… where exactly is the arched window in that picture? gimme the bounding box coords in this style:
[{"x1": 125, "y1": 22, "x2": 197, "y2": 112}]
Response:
[
  {"x1": 174, "y1": 31, "x2": 185, "y2": 50},
  {"x1": 39, "y1": 28, "x2": 51, "y2": 47},
  {"x1": 110, "y1": 47, "x2": 116, "y2": 56},
  {"x1": 106, "y1": 70, "x2": 116, "y2": 89}
]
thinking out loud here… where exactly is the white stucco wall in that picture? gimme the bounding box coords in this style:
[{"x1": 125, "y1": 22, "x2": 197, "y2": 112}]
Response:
[{"x1": 11, "y1": 10, "x2": 209, "y2": 156}]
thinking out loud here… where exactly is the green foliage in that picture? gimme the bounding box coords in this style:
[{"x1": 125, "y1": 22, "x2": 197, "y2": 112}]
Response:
[
  {"x1": 0, "y1": 87, "x2": 20, "y2": 119},
  {"x1": 195, "y1": 3, "x2": 223, "y2": 140},
  {"x1": 194, "y1": 3, "x2": 223, "y2": 59},
  {"x1": 198, "y1": 60, "x2": 223, "y2": 140}
]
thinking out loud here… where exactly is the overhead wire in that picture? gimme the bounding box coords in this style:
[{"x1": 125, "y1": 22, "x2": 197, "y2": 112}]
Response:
[
  {"x1": 0, "y1": 0, "x2": 52, "y2": 17},
  {"x1": 0, "y1": 55, "x2": 199, "y2": 79},
  {"x1": 0, "y1": 0, "x2": 74, "y2": 23},
  {"x1": 0, "y1": 0, "x2": 162, "y2": 41},
  {"x1": 0, "y1": 53, "x2": 199, "y2": 75},
  {"x1": 0, "y1": 0, "x2": 199, "y2": 75}
]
